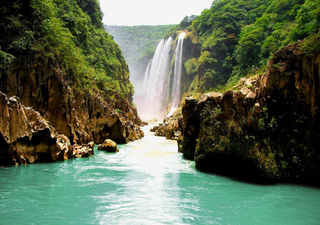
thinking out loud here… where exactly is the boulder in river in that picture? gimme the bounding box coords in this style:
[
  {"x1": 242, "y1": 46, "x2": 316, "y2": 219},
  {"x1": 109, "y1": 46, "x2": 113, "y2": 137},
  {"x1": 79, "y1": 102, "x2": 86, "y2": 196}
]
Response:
[
  {"x1": 151, "y1": 115, "x2": 183, "y2": 141},
  {"x1": 98, "y1": 139, "x2": 119, "y2": 152},
  {"x1": 73, "y1": 142, "x2": 94, "y2": 158}
]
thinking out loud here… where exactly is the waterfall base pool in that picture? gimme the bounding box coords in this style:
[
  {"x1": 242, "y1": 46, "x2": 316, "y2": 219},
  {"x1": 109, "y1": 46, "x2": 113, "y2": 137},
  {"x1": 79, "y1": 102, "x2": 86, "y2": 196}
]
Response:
[{"x1": 1, "y1": 123, "x2": 320, "y2": 224}]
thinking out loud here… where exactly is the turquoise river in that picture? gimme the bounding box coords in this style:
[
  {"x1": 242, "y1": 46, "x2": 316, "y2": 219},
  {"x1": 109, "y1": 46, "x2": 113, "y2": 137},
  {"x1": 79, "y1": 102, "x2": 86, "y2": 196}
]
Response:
[{"x1": 1, "y1": 123, "x2": 320, "y2": 224}]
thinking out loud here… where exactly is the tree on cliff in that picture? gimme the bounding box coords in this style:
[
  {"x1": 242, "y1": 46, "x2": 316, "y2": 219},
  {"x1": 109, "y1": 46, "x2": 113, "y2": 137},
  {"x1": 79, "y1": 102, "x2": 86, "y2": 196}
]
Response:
[
  {"x1": 0, "y1": 0, "x2": 144, "y2": 166},
  {"x1": 170, "y1": 0, "x2": 319, "y2": 93},
  {"x1": 171, "y1": 0, "x2": 320, "y2": 186},
  {"x1": 0, "y1": 0, "x2": 133, "y2": 99}
]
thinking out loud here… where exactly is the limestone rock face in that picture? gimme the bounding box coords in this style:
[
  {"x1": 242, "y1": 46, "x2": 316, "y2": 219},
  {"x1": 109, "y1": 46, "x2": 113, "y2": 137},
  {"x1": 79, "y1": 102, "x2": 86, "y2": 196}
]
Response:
[
  {"x1": 0, "y1": 54, "x2": 143, "y2": 166},
  {"x1": 0, "y1": 49, "x2": 144, "y2": 166},
  {"x1": 180, "y1": 42, "x2": 320, "y2": 186},
  {"x1": 98, "y1": 139, "x2": 118, "y2": 152},
  {"x1": 0, "y1": 92, "x2": 73, "y2": 165}
]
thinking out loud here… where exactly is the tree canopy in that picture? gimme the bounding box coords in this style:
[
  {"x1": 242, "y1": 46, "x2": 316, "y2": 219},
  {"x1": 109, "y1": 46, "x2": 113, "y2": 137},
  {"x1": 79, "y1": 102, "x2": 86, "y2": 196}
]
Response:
[
  {"x1": 0, "y1": 0, "x2": 133, "y2": 98},
  {"x1": 171, "y1": 0, "x2": 320, "y2": 92}
]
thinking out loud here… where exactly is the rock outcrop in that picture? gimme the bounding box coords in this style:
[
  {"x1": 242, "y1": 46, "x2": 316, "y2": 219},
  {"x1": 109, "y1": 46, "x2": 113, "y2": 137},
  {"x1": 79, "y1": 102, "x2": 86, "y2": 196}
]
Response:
[
  {"x1": 73, "y1": 142, "x2": 94, "y2": 158},
  {"x1": 3, "y1": 55, "x2": 143, "y2": 145},
  {"x1": 150, "y1": 115, "x2": 183, "y2": 140},
  {"x1": 0, "y1": 0, "x2": 144, "y2": 166},
  {"x1": 97, "y1": 139, "x2": 118, "y2": 152},
  {"x1": 0, "y1": 92, "x2": 73, "y2": 165},
  {"x1": 0, "y1": 92, "x2": 97, "y2": 165},
  {"x1": 0, "y1": 54, "x2": 143, "y2": 166},
  {"x1": 179, "y1": 41, "x2": 320, "y2": 186}
]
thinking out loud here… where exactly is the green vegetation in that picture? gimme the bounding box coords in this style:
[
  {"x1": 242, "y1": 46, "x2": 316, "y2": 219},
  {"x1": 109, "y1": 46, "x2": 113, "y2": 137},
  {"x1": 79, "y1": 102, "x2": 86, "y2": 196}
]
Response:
[
  {"x1": 195, "y1": 93, "x2": 319, "y2": 183},
  {"x1": 105, "y1": 25, "x2": 175, "y2": 84},
  {"x1": 171, "y1": 0, "x2": 320, "y2": 94},
  {"x1": 0, "y1": 0, "x2": 133, "y2": 98},
  {"x1": 176, "y1": 0, "x2": 320, "y2": 185}
]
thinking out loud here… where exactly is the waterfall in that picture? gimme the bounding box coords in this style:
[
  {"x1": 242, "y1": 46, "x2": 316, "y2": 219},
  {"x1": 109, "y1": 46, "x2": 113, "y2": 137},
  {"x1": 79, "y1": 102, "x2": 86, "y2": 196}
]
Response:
[
  {"x1": 141, "y1": 60, "x2": 152, "y2": 94},
  {"x1": 132, "y1": 60, "x2": 151, "y2": 116},
  {"x1": 138, "y1": 37, "x2": 173, "y2": 120},
  {"x1": 136, "y1": 32, "x2": 185, "y2": 121},
  {"x1": 167, "y1": 32, "x2": 186, "y2": 117}
]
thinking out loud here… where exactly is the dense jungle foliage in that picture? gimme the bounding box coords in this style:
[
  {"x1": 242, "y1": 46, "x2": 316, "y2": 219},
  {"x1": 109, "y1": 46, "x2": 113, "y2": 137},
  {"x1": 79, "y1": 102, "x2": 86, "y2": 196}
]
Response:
[
  {"x1": 105, "y1": 25, "x2": 175, "y2": 84},
  {"x1": 172, "y1": 0, "x2": 320, "y2": 92},
  {"x1": 0, "y1": 0, "x2": 133, "y2": 98},
  {"x1": 173, "y1": 0, "x2": 320, "y2": 185}
]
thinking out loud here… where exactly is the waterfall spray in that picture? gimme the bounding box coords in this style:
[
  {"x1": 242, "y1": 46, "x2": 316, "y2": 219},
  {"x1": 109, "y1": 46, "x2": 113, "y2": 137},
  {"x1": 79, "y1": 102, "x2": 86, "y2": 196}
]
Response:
[
  {"x1": 136, "y1": 32, "x2": 185, "y2": 121},
  {"x1": 138, "y1": 37, "x2": 173, "y2": 120}
]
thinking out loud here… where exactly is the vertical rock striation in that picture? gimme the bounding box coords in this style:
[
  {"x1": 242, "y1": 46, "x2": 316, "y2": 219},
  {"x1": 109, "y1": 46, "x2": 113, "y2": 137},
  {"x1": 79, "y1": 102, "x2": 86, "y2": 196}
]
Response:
[
  {"x1": 0, "y1": 54, "x2": 143, "y2": 166},
  {"x1": 0, "y1": 92, "x2": 73, "y2": 165}
]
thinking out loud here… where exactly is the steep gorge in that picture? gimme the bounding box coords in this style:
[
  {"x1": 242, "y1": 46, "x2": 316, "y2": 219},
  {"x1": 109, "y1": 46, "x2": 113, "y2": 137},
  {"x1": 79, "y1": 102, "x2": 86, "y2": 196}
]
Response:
[
  {"x1": 0, "y1": 47, "x2": 144, "y2": 166},
  {"x1": 5, "y1": 54, "x2": 143, "y2": 144},
  {"x1": 0, "y1": 0, "x2": 143, "y2": 166},
  {"x1": 143, "y1": 0, "x2": 320, "y2": 186}
]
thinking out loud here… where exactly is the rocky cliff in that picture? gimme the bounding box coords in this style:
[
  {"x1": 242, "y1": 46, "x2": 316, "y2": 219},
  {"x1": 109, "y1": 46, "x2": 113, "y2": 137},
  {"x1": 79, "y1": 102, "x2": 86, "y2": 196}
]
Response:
[
  {"x1": 0, "y1": 92, "x2": 73, "y2": 165},
  {"x1": 0, "y1": 54, "x2": 143, "y2": 166},
  {"x1": 178, "y1": 41, "x2": 320, "y2": 186},
  {"x1": 0, "y1": 0, "x2": 144, "y2": 166}
]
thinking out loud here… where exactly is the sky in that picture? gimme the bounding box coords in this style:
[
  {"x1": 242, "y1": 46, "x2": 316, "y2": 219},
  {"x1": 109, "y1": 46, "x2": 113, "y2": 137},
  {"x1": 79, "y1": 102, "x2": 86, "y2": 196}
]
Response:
[{"x1": 100, "y1": 0, "x2": 213, "y2": 26}]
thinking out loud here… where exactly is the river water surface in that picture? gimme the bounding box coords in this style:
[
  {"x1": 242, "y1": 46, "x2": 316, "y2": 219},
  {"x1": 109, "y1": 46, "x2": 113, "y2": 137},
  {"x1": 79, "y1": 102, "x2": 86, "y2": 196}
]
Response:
[{"x1": 1, "y1": 123, "x2": 320, "y2": 224}]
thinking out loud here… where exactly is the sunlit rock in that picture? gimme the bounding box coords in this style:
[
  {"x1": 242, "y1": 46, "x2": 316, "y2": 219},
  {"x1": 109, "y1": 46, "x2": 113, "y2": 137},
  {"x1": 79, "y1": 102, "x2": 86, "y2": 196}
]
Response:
[
  {"x1": 73, "y1": 142, "x2": 94, "y2": 158},
  {"x1": 0, "y1": 92, "x2": 73, "y2": 165},
  {"x1": 98, "y1": 139, "x2": 119, "y2": 152},
  {"x1": 3, "y1": 54, "x2": 143, "y2": 146}
]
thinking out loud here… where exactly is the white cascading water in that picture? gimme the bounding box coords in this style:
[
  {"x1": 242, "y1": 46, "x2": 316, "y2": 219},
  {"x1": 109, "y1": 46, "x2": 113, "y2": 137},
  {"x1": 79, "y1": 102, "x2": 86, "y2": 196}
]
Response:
[
  {"x1": 140, "y1": 37, "x2": 173, "y2": 120},
  {"x1": 133, "y1": 40, "x2": 165, "y2": 120},
  {"x1": 167, "y1": 32, "x2": 186, "y2": 117},
  {"x1": 141, "y1": 60, "x2": 152, "y2": 91},
  {"x1": 136, "y1": 32, "x2": 185, "y2": 121}
]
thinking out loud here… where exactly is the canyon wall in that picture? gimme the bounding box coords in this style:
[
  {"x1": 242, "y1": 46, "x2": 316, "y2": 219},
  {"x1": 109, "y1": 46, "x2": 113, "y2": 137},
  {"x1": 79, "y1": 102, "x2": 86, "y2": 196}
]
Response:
[
  {"x1": 178, "y1": 42, "x2": 320, "y2": 185},
  {"x1": 0, "y1": 92, "x2": 73, "y2": 165},
  {"x1": 0, "y1": 54, "x2": 143, "y2": 166}
]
